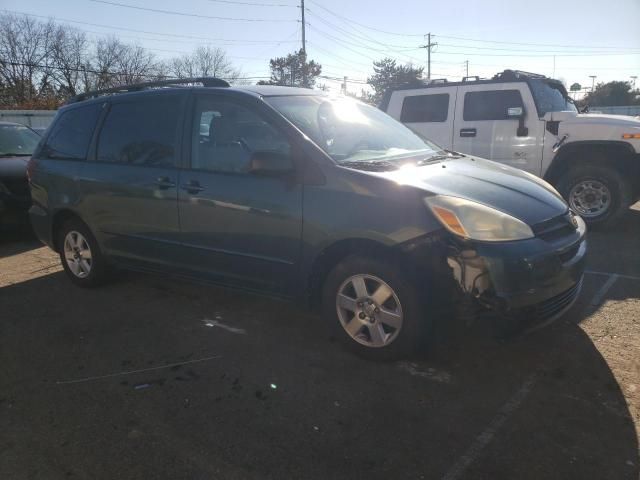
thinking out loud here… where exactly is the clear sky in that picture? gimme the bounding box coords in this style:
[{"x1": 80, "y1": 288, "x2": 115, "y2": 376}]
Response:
[{"x1": 2, "y1": 0, "x2": 639, "y2": 94}]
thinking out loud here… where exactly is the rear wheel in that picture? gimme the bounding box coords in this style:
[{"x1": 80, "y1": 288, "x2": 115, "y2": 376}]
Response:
[
  {"x1": 57, "y1": 218, "x2": 108, "y2": 287},
  {"x1": 558, "y1": 163, "x2": 632, "y2": 228},
  {"x1": 322, "y1": 255, "x2": 428, "y2": 360}
]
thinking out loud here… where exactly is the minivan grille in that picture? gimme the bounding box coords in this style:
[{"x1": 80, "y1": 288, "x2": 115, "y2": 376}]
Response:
[
  {"x1": 534, "y1": 276, "x2": 583, "y2": 322},
  {"x1": 532, "y1": 212, "x2": 577, "y2": 242}
]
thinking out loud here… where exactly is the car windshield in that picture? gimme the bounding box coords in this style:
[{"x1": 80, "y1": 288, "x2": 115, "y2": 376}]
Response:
[
  {"x1": 529, "y1": 79, "x2": 577, "y2": 116},
  {"x1": 265, "y1": 95, "x2": 442, "y2": 163},
  {"x1": 0, "y1": 124, "x2": 41, "y2": 156}
]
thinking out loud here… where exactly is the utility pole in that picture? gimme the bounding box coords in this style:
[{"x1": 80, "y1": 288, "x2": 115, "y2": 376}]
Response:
[
  {"x1": 420, "y1": 33, "x2": 437, "y2": 80},
  {"x1": 300, "y1": 0, "x2": 306, "y2": 87},
  {"x1": 552, "y1": 55, "x2": 556, "y2": 78},
  {"x1": 300, "y1": 0, "x2": 306, "y2": 54},
  {"x1": 342, "y1": 76, "x2": 347, "y2": 95},
  {"x1": 589, "y1": 75, "x2": 597, "y2": 92},
  {"x1": 464, "y1": 60, "x2": 469, "y2": 77}
]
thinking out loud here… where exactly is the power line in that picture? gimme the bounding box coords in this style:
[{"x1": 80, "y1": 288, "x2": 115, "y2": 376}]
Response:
[
  {"x1": 437, "y1": 42, "x2": 640, "y2": 54},
  {"x1": 1, "y1": 9, "x2": 296, "y2": 43},
  {"x1": 306, "y1": 0, "x2": 422, "y2": 37},
  {"x1": 88, "y1": 0, "x2": 296, "y2": 22},
  {"x1": 205, "y1": 0, "x2": 293, "y2": 6},
  {"x1": 435, "y1": 33, "x2": 636, "y2": 50},
  {"x1": 435, "y1": 50, "x2": 640, "y2": 57}
]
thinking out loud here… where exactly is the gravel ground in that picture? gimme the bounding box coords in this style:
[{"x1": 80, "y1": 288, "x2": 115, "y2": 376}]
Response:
[{"x1": 0, "y1": 207, "x2": 638, "y2": 480}]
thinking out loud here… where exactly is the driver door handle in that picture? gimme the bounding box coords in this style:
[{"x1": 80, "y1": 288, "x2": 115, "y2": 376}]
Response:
[
  {"x1": 181, "y1": 180, "x2": 205, "y2": 194},
  {"x1": 460, "y1": 128, "x2": 477, "y2": 138}
]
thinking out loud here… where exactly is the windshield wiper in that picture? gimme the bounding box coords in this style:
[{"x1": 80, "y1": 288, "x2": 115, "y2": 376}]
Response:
[
  {"x1": 418, "y1": 150, "x2": 465, "y2": 164},
  {"x1": 339, "y1": 160, "x2": 399, "y2": 171}
]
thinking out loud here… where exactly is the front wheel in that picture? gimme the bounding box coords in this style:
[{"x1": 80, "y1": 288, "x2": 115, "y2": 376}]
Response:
[
  {"x1": 322, "y1": 255, "x2": 429, "y2": 360},
  {"x1": 557, "y1": 164, "x2": 632, "y2": 228}
]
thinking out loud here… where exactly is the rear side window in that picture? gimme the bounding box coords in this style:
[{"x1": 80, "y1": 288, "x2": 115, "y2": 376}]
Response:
[
  {"x1": 42, "y1": 103, "x2": 102, "y2": 160},
  {"x1": 463, "y1": 90, "x2": 524, "y2": 121},
  {"x1": 96, "y1": 95, "x2": 183, "y2": 167},
  {"x1": 400, "y1": 94, "x2": 449, "y2": 123}
]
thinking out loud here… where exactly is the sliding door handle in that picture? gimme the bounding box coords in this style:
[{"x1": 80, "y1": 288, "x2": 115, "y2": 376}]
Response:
[
  {"x1": 155, "y1": 176, "x2": 176, "y2": 189},
  {"x1": 460, "y1": 128, "x2": 477, "y2": 138},
  {"x1": 180, "y1": 181, "x2": 205, "y2": 194}
]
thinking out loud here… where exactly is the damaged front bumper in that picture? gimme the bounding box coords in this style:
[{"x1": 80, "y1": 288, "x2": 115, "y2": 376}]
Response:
[{"x1": 445, "y1": 219, "x2": 587, "y2": 330}]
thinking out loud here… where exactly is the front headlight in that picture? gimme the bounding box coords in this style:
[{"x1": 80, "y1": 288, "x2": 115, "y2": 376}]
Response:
[{"x1": 425, "y1": 195, "x2": 534, "y2": 241}]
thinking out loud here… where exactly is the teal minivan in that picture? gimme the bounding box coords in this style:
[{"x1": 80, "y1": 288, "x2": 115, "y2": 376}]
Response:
[{"x1": 28, "y1": 78, "x2": 586, "y2": 359}]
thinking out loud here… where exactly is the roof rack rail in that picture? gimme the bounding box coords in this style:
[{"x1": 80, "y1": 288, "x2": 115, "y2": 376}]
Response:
[
  {"x1": 67, "y1": 77, "x2": 230, "y2": 104},
  {"x1": 427, "y1": 78, "x2": 448, "y2": 84},
  {"x1": 493, "y1": 69, "x2": 547, "y2": 81},
  {"x1": 462, "y1": 76, "x2": 480, "y2": 82}
]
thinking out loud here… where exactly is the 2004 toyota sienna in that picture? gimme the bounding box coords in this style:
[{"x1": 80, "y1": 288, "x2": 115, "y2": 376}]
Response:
[{"x1": 27, "y1": 78, "x2": 587, "y2": 359}]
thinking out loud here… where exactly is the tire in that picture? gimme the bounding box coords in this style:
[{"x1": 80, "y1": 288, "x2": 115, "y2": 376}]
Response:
[
  {"x1": 56, "y1": 218, "x2": 109, "y2": 287},
  {"x1": 557, "y1": 162, "x2": 632, "y2": 229},
  {"x1": 321, "y1": 255, "x2": 429, "y2": 360}
]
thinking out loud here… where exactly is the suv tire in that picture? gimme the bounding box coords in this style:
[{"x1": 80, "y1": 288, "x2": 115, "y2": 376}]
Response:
[
  {"x1": 57, "y1": 218, "x2": 109, "y2": 287},
  {"x1": 322, "y1": 255, "x2": 429, "y2": 360},
  {"x1": 558, "y1": 162, "x2": 632, "y2": 228}
]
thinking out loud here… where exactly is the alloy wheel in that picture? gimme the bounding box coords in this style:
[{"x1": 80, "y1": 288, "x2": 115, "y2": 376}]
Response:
[
  {"x1": 63, "y1": 231, "x2": 93, "y2": 278},
  {"x1": 336, "y1": 274, "x2": 403, "y2": 348}
]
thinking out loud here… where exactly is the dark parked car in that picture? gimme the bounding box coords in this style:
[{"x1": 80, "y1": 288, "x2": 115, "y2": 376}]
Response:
[
  {"x1": 1, "y1": 121, "x2": 41, "y2": 229},
  {"x1": 28, "y1": 78, "x2": 586, "y2": 359}
]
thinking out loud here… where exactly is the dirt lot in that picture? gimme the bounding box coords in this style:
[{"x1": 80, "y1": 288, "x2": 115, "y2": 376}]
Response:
[{"x1": 1, "y1": 208, "x2": 639, "y2": 480}]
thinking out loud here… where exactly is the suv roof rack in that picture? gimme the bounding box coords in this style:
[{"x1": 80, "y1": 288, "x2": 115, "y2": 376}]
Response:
[
  {"x1": 462, "y1": 76, "x2": 481, "y2": 82},
  {"x1": 493, "y1": 69, "x2": 547, "y2": 81},
  {"x1": 427, "y1": 78, "x2": 448, "y2": 84},
  {"x1": 67, "y1": 77, "x2": 230, "y2": 104}
]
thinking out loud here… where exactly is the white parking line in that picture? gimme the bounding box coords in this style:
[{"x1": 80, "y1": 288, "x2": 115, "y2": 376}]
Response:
[
  {"x1": 586, "y1": 270, "x2": 640, "y2": 282},
  {"x1": 590, "y1": 274, "x2": 620, "y2": 306},
  {"x1": 441, "y1": 374, "x2": 537, "y2": 480}
]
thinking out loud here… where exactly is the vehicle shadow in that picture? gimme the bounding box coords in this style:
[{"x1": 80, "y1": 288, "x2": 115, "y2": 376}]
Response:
[
  {"x1": 0, "y1": 227, "x2": 39, "y2": 259},
  {"x1": 0, "y1": 271, "x2": 637, "y2": 480}
]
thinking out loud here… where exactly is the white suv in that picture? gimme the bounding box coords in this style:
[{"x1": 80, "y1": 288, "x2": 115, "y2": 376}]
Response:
[{"x1": 382, "y1": 70, "x2": 640, "y2": 227}]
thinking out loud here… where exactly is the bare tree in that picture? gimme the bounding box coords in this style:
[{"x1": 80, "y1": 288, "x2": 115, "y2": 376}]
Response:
[
  {"x1": 50, "y1": 25, "x2": 90, "y2": 98},
  {"x1": 170, "y1": 46, "x2": 240, "y2": 81},
  {"x1": 0, "y1": 14, "x2": 56, "y2": 106},
  {"x1": 91, "y1": 37, "x2": 160, "y2": 89}
]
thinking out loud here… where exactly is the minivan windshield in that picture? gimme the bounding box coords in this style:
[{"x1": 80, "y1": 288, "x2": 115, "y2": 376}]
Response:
[
  {"x1": 529, "y1": 79, "x2": 577, "y2": 116},
  {"x1": 266, "y1": 95, "x2": 442, "y2": 164},
  {"x1": 0, "y1": 124, "x2": 41, "y2": 157}
]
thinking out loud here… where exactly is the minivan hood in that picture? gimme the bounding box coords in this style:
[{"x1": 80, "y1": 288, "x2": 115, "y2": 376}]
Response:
[{"x1": 371, "y1": 156, "x2": 568, "y2": 226}]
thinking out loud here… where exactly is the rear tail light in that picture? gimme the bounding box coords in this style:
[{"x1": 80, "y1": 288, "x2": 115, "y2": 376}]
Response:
[{"x1": 26, "y1": 157, "x2": 38, "y2": 183}]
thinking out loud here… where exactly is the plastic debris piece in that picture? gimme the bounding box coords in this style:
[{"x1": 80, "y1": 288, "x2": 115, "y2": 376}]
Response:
[{"x1": 134, "y1": 383, "x2": 150, "y2": 390}]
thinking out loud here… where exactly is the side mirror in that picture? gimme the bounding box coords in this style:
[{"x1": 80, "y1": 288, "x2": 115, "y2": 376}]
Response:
[
  {"x1": 506, "y1": 106, "x2": 528, "y2": 137},
  {"x1": 248, "y1": 151, "x2": 294, "y2": 176},
  {"x1": 507, "y1": 106, "x2": 524, "y2": 118}
]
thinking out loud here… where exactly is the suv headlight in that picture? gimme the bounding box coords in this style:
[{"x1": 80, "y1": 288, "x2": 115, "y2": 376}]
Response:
[{"x1": 425, "y1": 195, "x2": 534, "y2": 241}]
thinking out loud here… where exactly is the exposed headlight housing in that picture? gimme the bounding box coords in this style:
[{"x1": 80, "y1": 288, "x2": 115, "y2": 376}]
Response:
[{"x1": 425, "y1": 195, "x2": 534, "y2": 242}]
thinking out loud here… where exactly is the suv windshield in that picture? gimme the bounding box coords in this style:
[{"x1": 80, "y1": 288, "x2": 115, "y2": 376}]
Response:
[
  {"x1": 0, "y1": 124, "x2": 41, "y2": 156},
  {"x1": 265, "y1": 95, "x2": 442, "y2": 163},
  {"x1": 529, "y1": 79, "x2": 577, "y2": 116}
]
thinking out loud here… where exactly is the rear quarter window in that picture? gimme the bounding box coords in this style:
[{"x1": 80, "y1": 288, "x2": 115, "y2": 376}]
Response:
[
  {"x1": 42, "y1": 103, "x2": 102, "y2": 160},
  {"x1": 463, "y1": 90, "x2": 524, "y2": 121},
  {"x1": 400, "y1": 94, "x2": 449, "y2": 123}
]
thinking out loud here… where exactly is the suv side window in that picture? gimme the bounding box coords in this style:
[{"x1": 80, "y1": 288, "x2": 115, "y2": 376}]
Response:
[
  {"x1": 191, "y1": 96, "x2": 290, "y2": 174},
  {"x1": 463, "y1": 90, "x2": 524, "y2": 121},
  {"x1": 400, "y1": 94, "x2": 449, "y2": 123},
  {"x1": 96, "y1": 95, "x2": 182, "y2": 167},
  {"x1": 42, "y1": 103, "x2": 102, "y2": 160}
]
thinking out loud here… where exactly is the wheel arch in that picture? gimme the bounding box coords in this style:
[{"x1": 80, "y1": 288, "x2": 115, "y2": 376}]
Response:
[
  {"x1": 305, "y1": 233, "x2": 449, "y2": 310},
  {"x1": 51, "y1": 209, "x2": 86, "y2": 252},
  {"x1": 544, "y1": 140, "x2": 638, "y2": 188}
]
